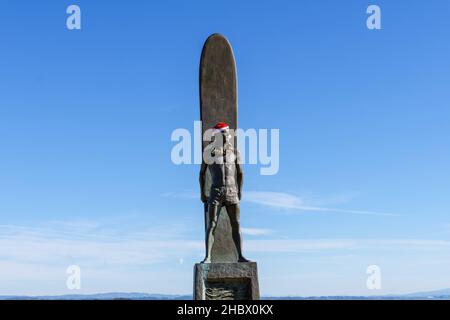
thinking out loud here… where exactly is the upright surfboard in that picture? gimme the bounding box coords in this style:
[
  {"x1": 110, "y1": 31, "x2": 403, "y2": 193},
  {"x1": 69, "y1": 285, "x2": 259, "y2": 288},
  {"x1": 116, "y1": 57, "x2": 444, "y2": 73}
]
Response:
[{"x1": 199, "y1": 33, "x2": 239, "y2": 263}]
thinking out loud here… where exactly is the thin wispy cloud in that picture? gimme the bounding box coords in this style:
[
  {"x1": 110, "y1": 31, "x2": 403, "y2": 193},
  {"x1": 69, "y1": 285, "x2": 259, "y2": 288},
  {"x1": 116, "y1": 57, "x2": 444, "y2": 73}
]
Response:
[
  {"x1": 163, "y1": 190, "x2": 400, "y2": 217},
  {"x1": 0, "y1": 222, "x2": 201, "y2": 267},
  {"x1": 246, "y1": 239, "x2": 356, "y2": 252},
  {"x1": 1, "y1": 220, "x2": 449, "y2": 295},
  {"x1": 247, "y1": 239, "x2": 450, "y2": 253},
  {"x1": 0, "y1": 223, "x2": 450, "y2": 264},
  {"x1": 244, "y1": 191, "x2": 400, "y2": 217},
  {"x1": 241, "y1": 228, "x2": 273, "y2": 236},
  {"x1": 1, "y1": 222, "x2": 447, "y2": 265}
]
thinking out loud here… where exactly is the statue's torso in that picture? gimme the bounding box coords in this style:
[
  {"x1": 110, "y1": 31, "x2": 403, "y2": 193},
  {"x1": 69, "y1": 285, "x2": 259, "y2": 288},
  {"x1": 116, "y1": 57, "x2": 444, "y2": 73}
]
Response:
[{"x1": 208, "y1": 145, "x2": 238, "y2": 193}]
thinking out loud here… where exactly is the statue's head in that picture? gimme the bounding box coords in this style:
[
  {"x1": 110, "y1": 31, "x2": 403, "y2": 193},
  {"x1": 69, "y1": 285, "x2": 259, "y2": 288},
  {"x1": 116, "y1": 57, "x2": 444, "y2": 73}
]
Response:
[{"x1": 212, "y1": 122, "x2": 232, "y2": 144}]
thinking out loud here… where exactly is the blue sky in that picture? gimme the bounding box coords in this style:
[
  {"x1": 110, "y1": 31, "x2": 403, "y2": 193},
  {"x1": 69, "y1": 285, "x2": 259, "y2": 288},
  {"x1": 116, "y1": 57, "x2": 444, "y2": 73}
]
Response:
[{"x1": 0, "y1": 0, "x2": 450, "y2": 296}]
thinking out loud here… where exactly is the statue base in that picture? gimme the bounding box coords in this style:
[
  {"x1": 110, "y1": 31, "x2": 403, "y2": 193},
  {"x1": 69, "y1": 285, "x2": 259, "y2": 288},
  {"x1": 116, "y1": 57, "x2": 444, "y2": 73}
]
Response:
[{"x1": 193, "y1": 262, "x2": 260, "y2": 300}]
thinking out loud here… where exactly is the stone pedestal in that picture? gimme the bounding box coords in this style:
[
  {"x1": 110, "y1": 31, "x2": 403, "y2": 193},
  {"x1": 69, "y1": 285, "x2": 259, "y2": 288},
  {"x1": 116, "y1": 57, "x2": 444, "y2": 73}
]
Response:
[{"x1": 194, "y1": 262, "x2": 260, "y2": 300}]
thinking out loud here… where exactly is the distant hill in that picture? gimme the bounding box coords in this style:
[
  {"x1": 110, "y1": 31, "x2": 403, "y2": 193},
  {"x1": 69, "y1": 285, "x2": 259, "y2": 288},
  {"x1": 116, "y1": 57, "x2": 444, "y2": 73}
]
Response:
[
  {"x1": 1, "y1": 289, "x2": 450, "y2": 300},
  {"x1": 0, "y1": 292, "x2": 191, "y2": 300},
  {"x1": 403, "y1": 288, "x2": 450, "y2": 299}
]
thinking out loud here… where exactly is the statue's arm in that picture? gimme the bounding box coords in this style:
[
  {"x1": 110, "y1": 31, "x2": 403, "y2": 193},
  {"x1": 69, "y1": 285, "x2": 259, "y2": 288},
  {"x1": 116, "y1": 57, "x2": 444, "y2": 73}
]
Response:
[
  {"x1": 236, "y1": 150, "x2": 243, "y2": 200},
  {"x1": 199, "y1": 162, "x2": 208, "y2": 203}
]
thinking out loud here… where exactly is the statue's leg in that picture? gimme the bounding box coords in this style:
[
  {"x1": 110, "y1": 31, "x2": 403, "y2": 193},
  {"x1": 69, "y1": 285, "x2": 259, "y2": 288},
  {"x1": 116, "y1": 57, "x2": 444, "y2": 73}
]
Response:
[
  {"x1": 202, "y1": 204, "x2": 219, "y2": 263},
  {"x1": 226, "y1": 203, "x2": 250, "y2": 262}
]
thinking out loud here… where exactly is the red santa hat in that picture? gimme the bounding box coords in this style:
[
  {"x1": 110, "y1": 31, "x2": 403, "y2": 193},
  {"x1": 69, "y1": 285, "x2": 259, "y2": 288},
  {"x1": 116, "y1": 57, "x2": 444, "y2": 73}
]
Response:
[{"x1": 213, "y1": 122, "x2": 229, "y2": 134}]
